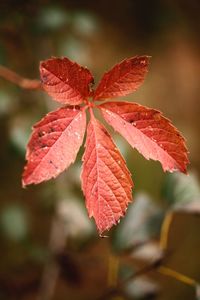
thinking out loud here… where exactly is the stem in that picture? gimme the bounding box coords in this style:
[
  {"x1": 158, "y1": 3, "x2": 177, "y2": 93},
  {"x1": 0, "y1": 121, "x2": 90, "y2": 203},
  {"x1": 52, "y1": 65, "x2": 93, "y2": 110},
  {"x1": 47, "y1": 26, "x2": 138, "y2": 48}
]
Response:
[
  {"x1": 89, "y1": 106, "x2": 95, "y2": 120},
  {"x1": 97, "y1": 256, "x2": 163, "y2": 300},
  {"x1": 0, "y1": 65, "x2": 41, "y2": 90},
  {"x1": 160, "y1": 212, "x2": 174, "y2": 250},
  {"x1": 158, "y1": 266, "x2": 198, "y2": 287}
]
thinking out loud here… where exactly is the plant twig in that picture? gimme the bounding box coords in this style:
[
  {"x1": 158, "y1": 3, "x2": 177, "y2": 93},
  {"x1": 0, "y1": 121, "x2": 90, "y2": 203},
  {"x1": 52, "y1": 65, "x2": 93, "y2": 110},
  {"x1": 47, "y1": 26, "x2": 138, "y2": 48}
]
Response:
[
  {"x1": 97, "y1": 256, "x2": 164, "y2": 300},
  {"x1": 160, "y1": 212, "x2": 174, "y2": 250},
  {"x1": 0, "y1": 65, "x2": 41, "y2": 90},
  {"x1": 158, "y1": 266, "x2": 198, "y2": 287}
]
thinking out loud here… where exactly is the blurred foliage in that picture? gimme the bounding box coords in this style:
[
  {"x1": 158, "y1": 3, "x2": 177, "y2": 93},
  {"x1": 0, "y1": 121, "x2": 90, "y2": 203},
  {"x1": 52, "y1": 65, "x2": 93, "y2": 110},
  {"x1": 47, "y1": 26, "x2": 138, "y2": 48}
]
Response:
[
  {"x1": 113, "y1": 193, "x2": 163, "y2": 252},
  {"x1": 0, "y1": 0, "x2": 200, "y2": 299},
  {"x1": 0, "y1": 205, "x2": 28, "y2": 241},
  {"x1": 162, "y1": 172, "x2": 200, "y2": 209}
]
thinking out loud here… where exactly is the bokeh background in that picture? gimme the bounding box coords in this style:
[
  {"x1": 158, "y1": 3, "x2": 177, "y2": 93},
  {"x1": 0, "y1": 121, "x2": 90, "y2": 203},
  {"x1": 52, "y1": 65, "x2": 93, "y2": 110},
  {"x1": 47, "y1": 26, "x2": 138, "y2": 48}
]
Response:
[{"x1": 0, "y1": 1, "x2": 200, "y2": 299}]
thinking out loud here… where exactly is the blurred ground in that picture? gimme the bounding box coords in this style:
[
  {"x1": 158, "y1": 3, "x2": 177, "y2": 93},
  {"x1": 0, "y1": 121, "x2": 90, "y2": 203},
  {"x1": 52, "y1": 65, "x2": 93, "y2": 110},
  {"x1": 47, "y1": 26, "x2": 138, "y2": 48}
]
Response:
[{"x1": 0, "y1": 1, "x2": 200, "y2": 299}]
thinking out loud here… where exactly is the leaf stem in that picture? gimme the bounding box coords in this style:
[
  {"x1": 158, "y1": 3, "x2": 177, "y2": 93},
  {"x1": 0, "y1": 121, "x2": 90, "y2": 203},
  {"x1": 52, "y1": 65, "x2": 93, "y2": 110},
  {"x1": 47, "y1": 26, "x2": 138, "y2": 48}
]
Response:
[
  {"x1": 89, "y1": 106, "x2": 95, "y2": 119},
  {"x1": 0, "y1": 64, "x2": 41, "y2": 90}
]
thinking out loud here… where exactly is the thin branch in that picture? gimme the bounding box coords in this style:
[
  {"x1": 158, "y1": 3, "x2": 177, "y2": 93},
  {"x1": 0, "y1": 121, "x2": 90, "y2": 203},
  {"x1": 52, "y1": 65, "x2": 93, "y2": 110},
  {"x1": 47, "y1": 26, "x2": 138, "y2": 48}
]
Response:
[
  {"x1": 96, "y1": 256, "x2": 164, "y2": 300},
  {"x1": 0, "y1": 65, "x2": 41, "y2": 90},
  {"x1": 159, "y1": 211, "x2": 200, "y2": 287},
  {"x1": 158, "y1": 266, "x2": 198, "y2": 287},
  {"x1": 160, "y1": 212, "x2": 174, "y2": 250}
]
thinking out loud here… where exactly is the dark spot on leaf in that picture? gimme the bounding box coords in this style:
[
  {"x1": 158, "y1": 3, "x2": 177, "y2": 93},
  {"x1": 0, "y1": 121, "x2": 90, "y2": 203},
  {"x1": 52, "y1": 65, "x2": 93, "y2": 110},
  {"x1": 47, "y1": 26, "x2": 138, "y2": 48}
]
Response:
[
  {"x1": 41, "y1": 144, "x2": 47, "y2": 148},
  {"x1": 48, "y1": 160, "x2": 58, "y2": 169},
  {"x1": 38, "y1": 131, "x2": 43, "y2": 137},
  {"x1": 127, "y1": 118, "x2": 135, "y2": 123}
]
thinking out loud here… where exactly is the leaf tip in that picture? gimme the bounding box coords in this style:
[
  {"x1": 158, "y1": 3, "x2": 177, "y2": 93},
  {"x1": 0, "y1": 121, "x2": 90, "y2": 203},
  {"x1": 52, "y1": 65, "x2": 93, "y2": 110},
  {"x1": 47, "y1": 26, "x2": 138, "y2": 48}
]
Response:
[
  {"x1": 21, "y1": 177, "x2": 27, "y2": 189},
  {"x1": 99, "y1": 233, "x2": 109, "y2": 238}
]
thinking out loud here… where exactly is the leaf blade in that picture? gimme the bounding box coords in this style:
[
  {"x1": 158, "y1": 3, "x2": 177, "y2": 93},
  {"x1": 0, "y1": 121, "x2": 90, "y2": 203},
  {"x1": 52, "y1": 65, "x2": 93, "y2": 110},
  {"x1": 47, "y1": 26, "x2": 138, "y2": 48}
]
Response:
[
  {"x1": 81, "y1": 115, "x2": 133, "y2": 234},
  {"x1": 40, "y1": 57, "x2": 94, "y2": 105},
  {"x1": 22, "y1": 106, "x2": 86, "y2": 186},
  {"x1": 93, "y1": 56, "x2": 150, "y2": 100},
  {"x1": 100, "y1": 102, "x2": 189, "y2": 173}
]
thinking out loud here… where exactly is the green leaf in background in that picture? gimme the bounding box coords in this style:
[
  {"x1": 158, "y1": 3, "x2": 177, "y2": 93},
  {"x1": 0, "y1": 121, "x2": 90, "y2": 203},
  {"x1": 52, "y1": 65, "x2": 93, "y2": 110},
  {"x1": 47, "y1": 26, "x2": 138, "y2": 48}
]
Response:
[
  {"x1": 9, "y1": 115, "x2": 35, "y2": 153},
  {"x1": 0, "y1": 90, "x2": 15, "y2": 116},
  {"x1": 162, "y1": 172, "x2": 200, "y2": 210},
  {"x1": 36, "y1": 6, "x2": 71, "y2": 31},
  {"x1": 56, "y1": 198, "x2": 95, "y2": 239},
  {"x1": 113, "y1": 193, "x2": 163, "y2": 252},
  {"x1": 58, "y1": 35, "x2": 89, "y2": 64},
  {"x1": 0, "y1": 205, "x2": 28, "y2": 241},
  {"x1": 73, "y1": 11, "x2": 98, "y2": 37}
]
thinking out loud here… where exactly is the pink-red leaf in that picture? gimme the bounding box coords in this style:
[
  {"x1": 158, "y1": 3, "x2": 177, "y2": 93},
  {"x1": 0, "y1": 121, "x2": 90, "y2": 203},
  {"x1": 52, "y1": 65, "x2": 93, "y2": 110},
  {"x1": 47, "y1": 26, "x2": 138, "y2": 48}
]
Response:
[
  {"x1": 81, "y1": 115, "x2": 133, "y2": 234},
  {"x1": 40, "y1": 57, "x2": 94, "y2": 105},
  {"x1": 22, "y1": 106, "x2": 86, "y2": 186},
  {"x1": 100, "y1": 102, "x2": 189, "y2": 173},
  {"x1": 93, "y1": 56, "x2": 150, "y2": 101}
]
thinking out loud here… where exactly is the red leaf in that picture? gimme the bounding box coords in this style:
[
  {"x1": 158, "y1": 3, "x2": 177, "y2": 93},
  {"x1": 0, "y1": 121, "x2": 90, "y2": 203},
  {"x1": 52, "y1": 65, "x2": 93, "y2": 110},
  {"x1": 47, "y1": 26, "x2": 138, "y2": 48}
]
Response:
[
  {"x1": 81, "y1": 115, "x2": 133, "y2": 234},
  {"x1": 100, "y1": 102, "x2": 189, "y2": 173},
  {"x1": 22, "y1": 106, "x2": 86, "y2": 186},
  {"x1": 40, "y1": 57, "x2": 94, "y2": 105},
  {"x1": 93, "y1": 56, "x2": 150, "y2": 101}
]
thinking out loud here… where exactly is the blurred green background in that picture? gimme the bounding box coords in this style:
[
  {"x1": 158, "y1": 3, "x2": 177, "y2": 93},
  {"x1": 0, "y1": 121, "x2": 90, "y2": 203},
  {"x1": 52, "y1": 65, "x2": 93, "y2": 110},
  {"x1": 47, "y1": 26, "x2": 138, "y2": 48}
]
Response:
[{"x1": 0, "y1": 1, "x2": 200, "y2": 299}]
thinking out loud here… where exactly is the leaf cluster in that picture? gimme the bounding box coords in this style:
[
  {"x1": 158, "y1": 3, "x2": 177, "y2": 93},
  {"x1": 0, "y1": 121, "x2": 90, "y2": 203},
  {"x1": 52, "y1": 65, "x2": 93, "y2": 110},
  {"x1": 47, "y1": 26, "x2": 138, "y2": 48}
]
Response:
[{"x1": 22, "y1": 56, "x2": 189, "y2": 234}]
